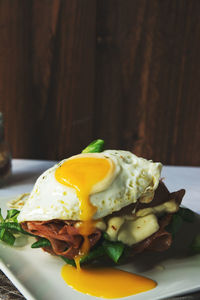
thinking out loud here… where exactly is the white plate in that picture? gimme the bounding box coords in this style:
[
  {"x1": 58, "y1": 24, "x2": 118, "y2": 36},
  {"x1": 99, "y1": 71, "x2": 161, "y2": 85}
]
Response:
[
  {"x1": 1, "y1": 195, "x2": 200, "y2": 300},
  {"x1": 0, "y1": 160, "x2": 200, "y2": 300}
]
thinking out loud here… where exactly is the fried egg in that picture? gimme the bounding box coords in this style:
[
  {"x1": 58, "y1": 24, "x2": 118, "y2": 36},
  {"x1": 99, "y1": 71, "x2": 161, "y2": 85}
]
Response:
[{"x1": 17, "y1": 150, "x2": 162, "y2": 223}]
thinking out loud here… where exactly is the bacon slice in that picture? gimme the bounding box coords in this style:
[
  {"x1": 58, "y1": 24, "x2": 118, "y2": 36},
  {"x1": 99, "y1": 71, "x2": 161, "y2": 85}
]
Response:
[{"x1": 21, "y1": 182, "x2": 185, "y2": 260}]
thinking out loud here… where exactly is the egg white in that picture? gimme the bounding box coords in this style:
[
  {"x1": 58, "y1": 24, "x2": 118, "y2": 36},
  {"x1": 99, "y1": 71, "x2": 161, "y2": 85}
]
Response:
[{"x1": 17, "y1": 150, "x2": 162, "y2": 222}]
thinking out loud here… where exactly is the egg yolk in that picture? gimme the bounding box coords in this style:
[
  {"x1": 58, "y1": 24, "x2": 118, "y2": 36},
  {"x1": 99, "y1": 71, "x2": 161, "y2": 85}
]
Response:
[
  {"x1": 61, "y1": 265, "x2": 156, "y2": 298},
  {"x1": 55, "y1": 155, "x2": 113, "y2": 264},
  {"x1": 56, "y1": 155, "x2": 157, "y2": 297}
]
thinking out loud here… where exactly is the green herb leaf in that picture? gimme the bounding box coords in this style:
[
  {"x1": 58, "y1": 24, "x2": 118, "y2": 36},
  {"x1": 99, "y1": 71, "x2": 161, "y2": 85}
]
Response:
[
  {"x1": 61, "y1": 256, "x2": 76, "y2": 267},
  {"x1": 178, "y1": 207, "x2": 195, "y2": 223},
  {"x1": 103, "y1": 232, "x2": 110, "y2": 240},
  {"x1": 5, "y1": 209, "x2": 20, "y2": 222},
  {"x1": 0, "y1": 228, "x2": 15, "y2": 246},
  {"x1": 0, "y1": 208, "x2": 4, "y2": 223},
  {"x1": 0, "y1": 222, "x2": 32, "y2": 235},
  {"x1": 82, "y1": 139, "x2": 104, "y2": 153},
  {"x1": 80, "y1": 246, "x2": 105, "y2": 264},
  {"x1": 31, "y1": 238, "x2": 51, "y2": 248},
  {"x1": 190, "y1": 234, "x2": 200, "y2": 254},
  {"x1": 166, "y1": 214, "x2": 183, "y2": 238},
  {"x1": 103, "y1": 240, "x2": 125, "y2": 263}
]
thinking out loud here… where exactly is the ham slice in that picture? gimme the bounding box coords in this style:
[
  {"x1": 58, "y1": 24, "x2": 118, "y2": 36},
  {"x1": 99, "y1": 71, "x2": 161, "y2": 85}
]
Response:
[{"x1": 21, "y1": 220, "x2": 101, "y2": 259}]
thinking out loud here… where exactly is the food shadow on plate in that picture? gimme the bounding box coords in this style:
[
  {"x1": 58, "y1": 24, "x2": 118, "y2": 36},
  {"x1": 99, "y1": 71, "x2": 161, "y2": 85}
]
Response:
[{"x1": 124, "y1": 213, "x2": 200, "y2": 273}]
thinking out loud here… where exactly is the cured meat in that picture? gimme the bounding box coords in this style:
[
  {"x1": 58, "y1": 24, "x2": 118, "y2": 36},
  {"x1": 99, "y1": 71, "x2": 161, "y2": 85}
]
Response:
[
  {"x1": 21, "y1": 183, "x2": 185, "y2": 260},
  {"x1": 21, "y1": 220, "x2": 101, "y2": 259},
  {"x1": 130, "y1": 187, "x2": 185, "y2": 256}
]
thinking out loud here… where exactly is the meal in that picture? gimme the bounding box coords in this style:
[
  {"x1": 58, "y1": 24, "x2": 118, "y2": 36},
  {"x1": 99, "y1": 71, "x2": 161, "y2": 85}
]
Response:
[{"x1": 0, "y1": 139, "x2": 197, "y2": 298}]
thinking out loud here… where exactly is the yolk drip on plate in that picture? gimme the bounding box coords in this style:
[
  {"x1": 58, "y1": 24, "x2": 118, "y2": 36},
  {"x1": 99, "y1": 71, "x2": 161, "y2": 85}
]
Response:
[
  {"x1": 61, "y1": 265, "x2": 156, "y2": 298},
  {"x1": 55, "y1": 155, "x2": 157, "y2": 298}
]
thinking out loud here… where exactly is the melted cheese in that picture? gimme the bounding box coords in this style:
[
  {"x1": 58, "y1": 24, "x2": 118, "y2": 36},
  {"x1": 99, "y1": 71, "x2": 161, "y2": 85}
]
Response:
[
  {"x1": 105, "y1": 199, "x2": 178, "y2": 246},
  {"x1": 107, "y1": 214, "x2": 159, "y2": 246},
  {"x1": 61, "y1": 265, "x2": 156, "y2": 298}
]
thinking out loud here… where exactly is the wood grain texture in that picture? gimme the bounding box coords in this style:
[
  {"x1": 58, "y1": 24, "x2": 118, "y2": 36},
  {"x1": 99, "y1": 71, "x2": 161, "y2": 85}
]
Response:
[
  {"x1": 0, "y1": 0, "x2": 199, "y2": 165},
  {"x1": 95, "y1": 0, "x2": 200, "y2": 165}
]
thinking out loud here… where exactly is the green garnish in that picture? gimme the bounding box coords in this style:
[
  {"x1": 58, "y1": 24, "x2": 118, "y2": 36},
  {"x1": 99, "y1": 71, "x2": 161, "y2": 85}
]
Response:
[
  {"x1": 0, "y1": 209, "x2": 21, "y2": 245},
  {"x1": 166, "y1": 214, "x2": 183, "y2": 238},
  {"x1": 61, "y1": 246, "x2": 105, "y2": 267},
  {"x1": 178, "y1": 207, "x2": 195, "y2": 222},
  {"x1": 82, "y1": 139, "x2": 104, "y2": 153},
  {"x1": 31, "y1": 238, "x2": 51, "y2": 248},
  {"x1": 80, "y1": 245, "x2": 105, "y2": 264},
  {"x1": 190, "y1": 234, "x2": 200, "y2": 254},
  {"x1": 0, "y1": 228, "x2": 15, "y2": 246},
  {"x1": 0, "y1": 208, "x2": 4, "y2": 223},
  {"x1": 5, "y1": 209, "x2": 20, "y2": 223},
  {"x1": 0, "y1": 209, "x2": 37, "y2": 246},
  {"x1": 61, "y1": 256, "x2": 76, "y2": 267},
  {"x1": 102, "y1": 240, "x2": 125, "y2": 263},
  {"x1": 166, "y1": 207, "x2": 195, "y2": 238}
]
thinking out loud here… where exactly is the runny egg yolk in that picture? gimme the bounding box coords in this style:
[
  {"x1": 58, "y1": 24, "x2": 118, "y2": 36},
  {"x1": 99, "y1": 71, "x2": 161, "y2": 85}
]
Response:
[
  {"x1": 55, "y1": 155, "x2": 114, "y2": 265},
  {"x1": 56, "y1": 155, "x2": 157, "y2": 298}
]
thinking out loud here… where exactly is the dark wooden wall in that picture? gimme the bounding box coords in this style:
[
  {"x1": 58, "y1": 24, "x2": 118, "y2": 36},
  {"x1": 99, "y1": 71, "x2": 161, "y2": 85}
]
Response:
[{"x1": 0, "y1": 0, "x2": 199, "y2": 165}]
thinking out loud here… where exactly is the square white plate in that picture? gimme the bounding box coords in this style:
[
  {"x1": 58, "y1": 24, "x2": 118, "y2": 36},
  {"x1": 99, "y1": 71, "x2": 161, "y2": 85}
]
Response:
[
  {"x1": 1, "y1": 195, "x2": 200, "y2": 300},
  {"x1": 0, "y1": 160, "x2": 200, "y2": 300}
]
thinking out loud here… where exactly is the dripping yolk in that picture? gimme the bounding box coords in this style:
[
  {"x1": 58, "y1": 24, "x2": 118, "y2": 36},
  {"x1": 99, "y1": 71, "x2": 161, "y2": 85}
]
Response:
[
  {"x1": 56, "y1": 154, "x2": 157, "y2": 298},
  {"x1": 61, "y1": 265, "x2": 157, "y2": 298},
  {"x1": 55, "y1": 155, "x2": 115, "y2": 263}
]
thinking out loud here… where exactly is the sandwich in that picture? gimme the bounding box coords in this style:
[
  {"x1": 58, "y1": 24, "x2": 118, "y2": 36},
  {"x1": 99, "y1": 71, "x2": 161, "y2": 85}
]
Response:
[{"x1": 2, "y1": 140, "x2": 188, "y2": 266}]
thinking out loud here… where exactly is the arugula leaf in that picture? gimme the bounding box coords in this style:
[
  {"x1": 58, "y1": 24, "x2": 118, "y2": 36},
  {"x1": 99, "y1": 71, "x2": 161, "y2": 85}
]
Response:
[
  {"x1": 82, "y1": 139, "x2": 104, "y2": 153},
  {"x1": 31, "y1": 238, "x2": 51, "y2": 248},
  {"x1": 103, "y1": 240, "x2": 125, "y2": 263},
  {"x1": 190, "y1": 234, "x2": 200, "y2": 254}
]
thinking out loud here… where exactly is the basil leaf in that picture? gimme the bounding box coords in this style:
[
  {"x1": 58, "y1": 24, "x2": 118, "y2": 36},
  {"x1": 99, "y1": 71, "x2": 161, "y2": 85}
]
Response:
[
  {"x1": 80, "y1": 246, "x2": 105, "y2": 264},
  {"x1": 178, "y1": 207, "x2": 195, "y2": 223},
  {"x1": 103, "y1": 240, "x2": 125, "y2": 263},
  {"x1": 82, "y1": 139, "x2": 104, "y2": 153},
  {"x1": 0, "y1": 228, "x2": 15, "y2": 246},
  {"x1": 190, "y1": 234, "x2": 200, "y2": 254},
  {"x1": 31, "y1": 238, "x2": 51, "y2": 248}
]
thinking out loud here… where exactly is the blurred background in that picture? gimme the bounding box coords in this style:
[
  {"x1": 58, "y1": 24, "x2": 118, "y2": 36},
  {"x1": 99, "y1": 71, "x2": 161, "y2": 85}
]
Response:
[{"x1": 0, "y1": 0, "x2": 199, "y2": 165}]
